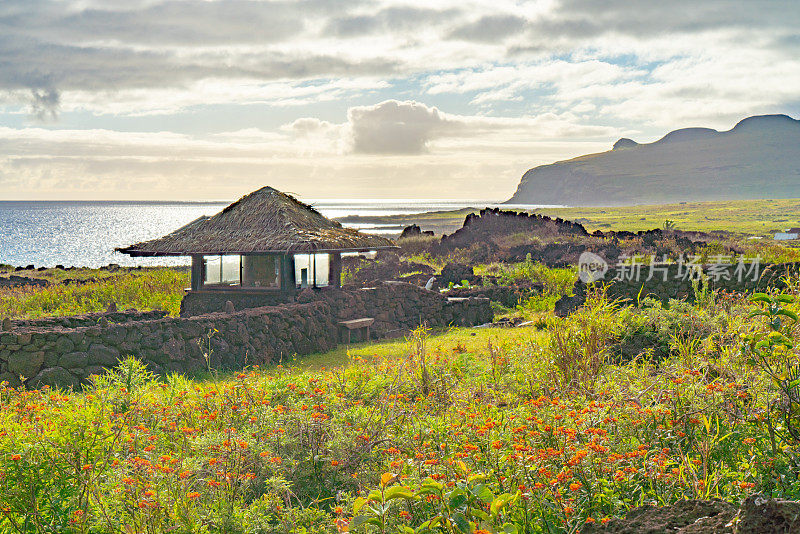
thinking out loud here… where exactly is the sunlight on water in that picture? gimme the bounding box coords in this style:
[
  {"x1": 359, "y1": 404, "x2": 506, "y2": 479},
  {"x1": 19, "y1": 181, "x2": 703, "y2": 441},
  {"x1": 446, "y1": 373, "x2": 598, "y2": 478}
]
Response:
[{"x1": 0, "y1": 200, "x2": 559, "y2": 268}]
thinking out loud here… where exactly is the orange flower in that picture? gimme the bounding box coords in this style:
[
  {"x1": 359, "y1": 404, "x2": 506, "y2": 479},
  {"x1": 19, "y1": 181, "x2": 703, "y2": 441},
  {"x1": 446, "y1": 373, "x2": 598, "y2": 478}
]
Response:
[
  {"x1": 380, "y1": 472, "x2": 396, "y2": 487},
  {"x1": 81, "y1": 464, "x2": 93, "y2": 471},
  {"x1": 335, "y1": 518, "x2": 350, "y2": 533},
  {"x1": 186, "y1": 492, "x2": 200, "y2": 499},
  {"x1": 11, "y1": 454, "x2": 21, "y2": 461},
  {"x1": 331, "y1": 460, "x2": 339, "y2": 466}
]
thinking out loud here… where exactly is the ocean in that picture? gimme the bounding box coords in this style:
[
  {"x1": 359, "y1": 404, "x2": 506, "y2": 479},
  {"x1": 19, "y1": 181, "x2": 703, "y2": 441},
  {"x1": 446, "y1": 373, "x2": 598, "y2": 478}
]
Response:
[{"x1": 0, "y1": 200, "x2": 552, "y2": 268}]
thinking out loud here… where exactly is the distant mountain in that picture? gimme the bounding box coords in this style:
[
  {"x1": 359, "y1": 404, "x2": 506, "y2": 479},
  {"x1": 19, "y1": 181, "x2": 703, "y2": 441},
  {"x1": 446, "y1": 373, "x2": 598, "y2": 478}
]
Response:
[{"x1": 507, "y1": 114, "x2": 800, "y2": 206}]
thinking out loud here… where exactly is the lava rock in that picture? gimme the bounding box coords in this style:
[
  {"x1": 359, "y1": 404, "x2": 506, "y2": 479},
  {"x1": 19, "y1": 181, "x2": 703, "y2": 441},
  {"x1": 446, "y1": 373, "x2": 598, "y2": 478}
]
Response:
[
  {"x1": 29, "y1": 367, "x2": 81, "y2": 390},
  {"x1": 8, "y1": 350, "x2": 45, "y2": 378}
]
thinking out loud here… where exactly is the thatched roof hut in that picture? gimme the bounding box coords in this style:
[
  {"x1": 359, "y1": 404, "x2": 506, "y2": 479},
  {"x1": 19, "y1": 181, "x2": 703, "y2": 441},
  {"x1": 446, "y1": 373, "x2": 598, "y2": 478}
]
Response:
[
  {"x1": 117, "y1": 186, "x2": 397, "y2": 295},
  {"x1": 117, "y1": 186, "x2": 396, "y2": 256}
]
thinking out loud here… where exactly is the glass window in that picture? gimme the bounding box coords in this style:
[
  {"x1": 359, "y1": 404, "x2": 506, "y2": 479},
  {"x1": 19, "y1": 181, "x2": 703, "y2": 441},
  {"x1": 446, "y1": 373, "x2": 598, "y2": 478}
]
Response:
[
  {"x1": 242, "y1": 255, "x2": 280, "y2": 287},
  {"x1": 203, "y1": 255, "x2": 241, "y2": 286},
  {"x1": 294, "y1": 254, "x2": 310, "y2": 288},
  {"x1": 294, "y1": 253, "x2": 330, "y2": 288},
  {"x1": 313, "y1": 253, "x2": 329, "y2": 287},
  {"x1": 204, "y1": 256, "x2": 222, "y2": 285},
  {"x1": 221, "y1": 256, "x2": 240, "y2": 285}
]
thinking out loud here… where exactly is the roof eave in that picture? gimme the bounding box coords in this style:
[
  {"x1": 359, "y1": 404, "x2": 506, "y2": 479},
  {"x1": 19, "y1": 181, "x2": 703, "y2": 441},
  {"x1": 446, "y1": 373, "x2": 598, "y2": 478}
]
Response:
[{"x1": 117, "y1": 245, "x2": 399, "y2": 257}]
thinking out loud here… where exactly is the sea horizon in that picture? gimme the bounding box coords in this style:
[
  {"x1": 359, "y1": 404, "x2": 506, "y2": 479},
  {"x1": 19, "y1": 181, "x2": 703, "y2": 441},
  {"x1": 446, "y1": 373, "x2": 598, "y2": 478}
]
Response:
[{"x1": 0, "y1": 199, "x2": 561, "y2": 269}]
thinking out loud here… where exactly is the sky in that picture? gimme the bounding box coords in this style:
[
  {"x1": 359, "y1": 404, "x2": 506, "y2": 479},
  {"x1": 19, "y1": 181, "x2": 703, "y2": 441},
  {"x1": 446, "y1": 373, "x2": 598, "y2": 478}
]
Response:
[{"x1": 1, "y1": 0, "x2": 799, "y2": 201}]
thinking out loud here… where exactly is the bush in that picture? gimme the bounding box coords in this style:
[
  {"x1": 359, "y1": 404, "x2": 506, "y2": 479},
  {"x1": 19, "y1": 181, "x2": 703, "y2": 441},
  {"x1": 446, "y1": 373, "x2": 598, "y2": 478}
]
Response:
[{"x1": 613, "y1": 297, "x2": 725, "y2": 363}]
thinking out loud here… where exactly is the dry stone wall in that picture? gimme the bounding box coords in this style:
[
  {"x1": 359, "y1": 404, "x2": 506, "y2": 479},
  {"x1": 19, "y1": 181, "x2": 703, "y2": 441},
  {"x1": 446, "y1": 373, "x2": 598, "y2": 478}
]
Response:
[
  {"x1": 0, "y1": 282, "x2": 492, "y2": 390},
  {"x1": 295, "y1": 281, "x2": 493, "y2": 337},
  {"x1": 9, "y1": 310, "x2": 167, "y2": 329},
  {"x1": 180, "y1": 290, "x2": 292, "y2": 317}
]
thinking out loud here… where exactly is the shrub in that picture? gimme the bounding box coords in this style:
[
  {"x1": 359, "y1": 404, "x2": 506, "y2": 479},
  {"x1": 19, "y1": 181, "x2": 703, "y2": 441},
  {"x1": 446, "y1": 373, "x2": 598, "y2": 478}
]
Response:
[{"x1": 613, "y1": 297, "x2": 725, "y2": 363}]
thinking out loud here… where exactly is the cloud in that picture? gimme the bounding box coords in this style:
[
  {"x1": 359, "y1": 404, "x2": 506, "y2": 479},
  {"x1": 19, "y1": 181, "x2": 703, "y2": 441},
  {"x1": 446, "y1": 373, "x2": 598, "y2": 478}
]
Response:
[
  {"x1": 0, "y1": 103, "x2": 621, "y2": 200},
  {"x1": 29, "y1": 88, "x2": 60, "y2": 121},
  {"x1": 1, "y1": 0, "x2": 800, "y2": 201},
  {"x1": 324, "y1": 6, "x2": 460, "y2": 37},
  {"x1": 346, "y1": 100, "x2": 459, "y2": 154},
  {"x1": 1, "y1": 0, "x2": 798, "y2": 120},
  {"x1": 448, "y1": 15, "x2": 527, "y2": 43},
  {"x1": 286, "y1": 100, "x2": 620, "y2": 155}
]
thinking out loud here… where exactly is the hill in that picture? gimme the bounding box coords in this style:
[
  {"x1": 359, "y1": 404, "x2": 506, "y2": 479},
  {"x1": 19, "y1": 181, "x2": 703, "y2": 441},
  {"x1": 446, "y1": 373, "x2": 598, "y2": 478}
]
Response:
[{"x1": 507, "y1": 114, "x2": 800, "y2": 206}]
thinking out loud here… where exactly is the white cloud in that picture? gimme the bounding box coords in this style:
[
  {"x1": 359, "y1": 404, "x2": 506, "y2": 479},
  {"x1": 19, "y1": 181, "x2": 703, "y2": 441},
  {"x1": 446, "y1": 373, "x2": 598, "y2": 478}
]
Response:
[{"x1": 1, "y1": 0, "x2": 799, "y2": 200}]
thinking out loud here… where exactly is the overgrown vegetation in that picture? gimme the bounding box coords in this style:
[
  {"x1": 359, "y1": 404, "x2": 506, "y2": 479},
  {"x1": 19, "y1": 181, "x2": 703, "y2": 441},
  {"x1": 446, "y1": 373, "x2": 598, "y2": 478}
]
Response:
[
  {"x1": 0, "y1": 268, "x2": 187, "y2": 318},
  {"x1": 2, "y1": 279, "x2": 800, "y2": 533}
]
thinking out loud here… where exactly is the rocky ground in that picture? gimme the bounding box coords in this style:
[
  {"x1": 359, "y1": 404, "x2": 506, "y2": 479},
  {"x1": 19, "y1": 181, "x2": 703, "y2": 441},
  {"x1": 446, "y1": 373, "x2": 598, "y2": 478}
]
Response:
[{"x1": 580, "y1": 496, "x2": 800, "y2": 534}]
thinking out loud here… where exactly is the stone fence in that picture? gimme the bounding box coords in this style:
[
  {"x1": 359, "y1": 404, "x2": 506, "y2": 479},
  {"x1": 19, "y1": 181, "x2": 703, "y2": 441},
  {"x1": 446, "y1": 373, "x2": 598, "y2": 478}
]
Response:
[
  {"x1": 295, "y1": 281, "x2": 493, "y2": 337},
  {"x1": 8, "y1": 310, "x2": 167, "y2": 330},
  {"x1": 0, "y1": 282, "x2": 491, "y2": 389}
]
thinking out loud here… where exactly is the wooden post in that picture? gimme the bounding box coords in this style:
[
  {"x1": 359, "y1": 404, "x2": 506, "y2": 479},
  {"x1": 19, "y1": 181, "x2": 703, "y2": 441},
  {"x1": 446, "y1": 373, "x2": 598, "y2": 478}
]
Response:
[
  {"x1": 330, "y1": 252, "x2": 342, "y2": 287},
  {"x1": 190, "y1": 255, "x2": 203, "y2": 291},
  {"x1": 281, "y1": 254, "x2": 296, "y2": 294}
]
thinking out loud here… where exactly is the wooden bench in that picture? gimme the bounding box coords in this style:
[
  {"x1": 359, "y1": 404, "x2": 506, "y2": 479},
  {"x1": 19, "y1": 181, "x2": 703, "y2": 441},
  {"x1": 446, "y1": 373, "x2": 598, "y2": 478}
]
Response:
[{"x1": 339, "y1": 318, "x2": 374, "y2": 344}]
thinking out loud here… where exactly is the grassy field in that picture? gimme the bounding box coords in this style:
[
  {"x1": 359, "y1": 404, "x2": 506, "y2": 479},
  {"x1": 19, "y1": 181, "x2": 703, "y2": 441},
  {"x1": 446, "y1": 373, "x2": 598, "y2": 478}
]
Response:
[
  {"x1": 2, "y1": 287, "x2": 800, "y2": 533},
  {"x1": 338, "y1": 198, "x2": 800, "y2": 237},
  {"x1": 0, "y1": 268, "x2": 188, "y2": 319},
  {"x1": 536, "y1": 198, "x2": 800, "y2": 235}
]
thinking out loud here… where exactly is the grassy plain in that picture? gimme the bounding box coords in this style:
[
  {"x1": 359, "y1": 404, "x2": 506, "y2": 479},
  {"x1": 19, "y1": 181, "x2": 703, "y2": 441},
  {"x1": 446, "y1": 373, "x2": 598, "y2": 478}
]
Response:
[
  {"x1": 336, "y1": 198, "x2": 800, "y2": 237},
  {"x1": 0, "y1": 268, "x2": 188, "y2": 319},
  {"x1": 2, "y1": 201, "x2": 800, "y2": 531},
  {"x1": 536, "y1": 198, "x2": 800, "y2": 235},
  {"x1": 2, "y1": 288, "x2": 800, "y2": 533}
]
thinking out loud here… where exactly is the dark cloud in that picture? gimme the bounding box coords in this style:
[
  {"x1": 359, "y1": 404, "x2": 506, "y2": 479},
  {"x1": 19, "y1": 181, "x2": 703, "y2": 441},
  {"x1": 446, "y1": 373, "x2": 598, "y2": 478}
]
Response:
[
  {"x1": 526, "y1": 0, "x2": 799, "y2": 39},
  {"x1": 448, "y1": 15, "x2": 527, "y2": 43},
  {"x1": 0, "y1": 33, "x2": 398, "y2": 114},
  {"x1": 0, "y1": 0, "x2": 359, "y2": 46},
  {"x1": 0, "y1": 0, "x2": 387, "y2": 116},
  {"x1": 0, "y1": 0, "x2": 798, "y2": 119},
  {"x1": 29, "y1": 88, "x2": 60, "y2": 121},
  {"x1": 324, "y1": 6, "x2": 460, "y2": 37}
]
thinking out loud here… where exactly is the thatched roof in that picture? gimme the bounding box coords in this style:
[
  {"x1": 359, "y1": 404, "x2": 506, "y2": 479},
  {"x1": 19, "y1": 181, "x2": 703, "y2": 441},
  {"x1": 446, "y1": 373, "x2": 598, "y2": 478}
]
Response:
[{"x1": 117, "y1": 186, "x2": 397, "y2": 256}]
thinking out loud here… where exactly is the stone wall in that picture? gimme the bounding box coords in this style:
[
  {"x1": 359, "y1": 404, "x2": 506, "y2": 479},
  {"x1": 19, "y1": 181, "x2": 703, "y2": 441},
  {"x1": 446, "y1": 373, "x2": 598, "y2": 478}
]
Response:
[
  {"x1": 0, "y1": 282, "x2": 492, "y2": 389},
  {"x1": 0, "y1": 302, "x2": 337, "y2": 389},
  {"x1": 8, "y1": 310, "x2": 167, "y2": 329},
  {"x1": 296, "y1": 281, "x2": 492, "y2": 337},
  {"x1": 180, "y1": 290, "x2": 291, "y2": 317},
  {"x1": 556, "y1": 262, "x2": 800, "y2": 315}
]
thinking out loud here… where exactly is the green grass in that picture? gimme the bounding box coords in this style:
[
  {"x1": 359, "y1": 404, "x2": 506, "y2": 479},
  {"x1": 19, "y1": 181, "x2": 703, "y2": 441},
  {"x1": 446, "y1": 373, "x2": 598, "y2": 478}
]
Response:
[
  {"x1": 289, "y1": 325, "x2": 544, "y2": 371},
  {"x1": 0, "y1": 268, "x2": 188, "y2": 319},
  {"x1": 536, "y1": 198, "x2": 800, "y2": 236},
  {"x1": 2, "y1": 288, "x2": 799, "y2": 533},
  {"x1": 345, "y1": 198, "x2": 800, "y2": 237}
]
